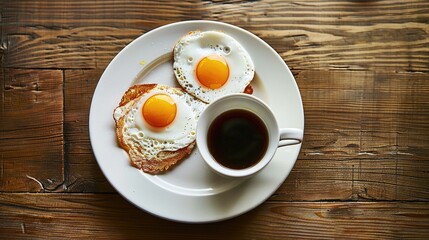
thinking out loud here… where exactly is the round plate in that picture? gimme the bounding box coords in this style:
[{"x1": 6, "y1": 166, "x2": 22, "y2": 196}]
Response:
[{"x1": 89, "y1": 20, "x2": 304, "y2": 223}]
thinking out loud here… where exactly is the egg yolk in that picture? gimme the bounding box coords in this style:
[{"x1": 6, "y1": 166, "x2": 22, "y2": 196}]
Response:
[
  {"x1": 142, "y1": 94, "x2": 177, "y2": 128},
  {"x1": 196, "y1": 54, "x2": 229, "y2": 89}
]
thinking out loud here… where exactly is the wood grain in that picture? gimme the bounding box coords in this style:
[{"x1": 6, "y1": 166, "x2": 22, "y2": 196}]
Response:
[
  {"x1": 1, "y1": 0, "x2": 429, "y2": 238},
  {"x1": 1, "y1": 0, "x2": 428, "y2": 72},
  {"x1": 291, "y1": 70, "x2": 429, "y2": 201},
  {"x1": 0, "y1": 69, "x2": 64, "y2": 192},
  {"x1": 0, "y1": 193, "x2": 428, "y2": 239},
  {"x1": 297, "y1": 70, "x2": 429, "y2": 133},
  {"x1": 64, "y1": 69, "x2": 113, "y2": 192},
  {"x1": 58, "y1": 69, "x2": 429, "y2": 202}
]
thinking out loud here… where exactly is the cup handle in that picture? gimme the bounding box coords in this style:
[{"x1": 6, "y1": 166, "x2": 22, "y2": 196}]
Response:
[{"x1": 278, "y1": 128, "x2": 303, "y2": 147}]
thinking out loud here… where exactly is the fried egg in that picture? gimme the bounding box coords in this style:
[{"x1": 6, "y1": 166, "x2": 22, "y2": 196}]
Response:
[
  {"x1": 114, "y1": 84, "x2": 206, "y2": 161},
  {"x1": 173, "y1": 31, "x2": 255, "y2": 103}
]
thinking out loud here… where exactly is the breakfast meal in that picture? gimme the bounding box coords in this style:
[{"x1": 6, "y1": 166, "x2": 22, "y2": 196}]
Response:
[
  {"x1": 113, "y1": 84, "x2": 206, "y2": 174},
  {"x1": 173, "y1": 30, "x2": 255, "y2": 103},
  {"x1": 114, "y1": 30, "x2": 255, "y2": 174}
]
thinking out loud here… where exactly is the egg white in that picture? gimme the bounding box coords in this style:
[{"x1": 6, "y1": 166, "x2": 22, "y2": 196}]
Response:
[{"x1": 173, "y1": 31, "x2": 255, "y2": 103}]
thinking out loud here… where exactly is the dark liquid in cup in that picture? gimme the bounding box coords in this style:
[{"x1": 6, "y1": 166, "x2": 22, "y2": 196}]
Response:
[{"x1": 207, "y1": 109, "x2": 269, "y2": 170}]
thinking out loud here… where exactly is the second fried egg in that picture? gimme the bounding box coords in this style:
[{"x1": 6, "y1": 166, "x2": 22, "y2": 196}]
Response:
[{"x1": 173, "y1": 31, "x2": 255, "y2": 103}]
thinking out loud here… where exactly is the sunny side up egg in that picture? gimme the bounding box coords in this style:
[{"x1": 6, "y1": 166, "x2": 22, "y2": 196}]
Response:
[
  {"x1": 114, "y1": 85, "x2": 206, "y2": 161},
  {"x1": 173, "y1": 31, "x2": 255, "y2": 103}
]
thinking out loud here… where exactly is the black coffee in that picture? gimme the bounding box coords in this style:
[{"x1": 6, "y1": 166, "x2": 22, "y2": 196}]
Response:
[{"x1": 207, "y1": 109, "x2": 269, "y2": 170}]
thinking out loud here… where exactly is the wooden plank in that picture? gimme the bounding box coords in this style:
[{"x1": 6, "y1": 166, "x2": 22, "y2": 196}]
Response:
[
  {"x1": 59, "y1": 69, "x2": 429, "y2": 201},
  {"x1": 0, "y1": 193, "x2": 428, "y2": 239},
  {"x1": 294, "y1": 130, "x2": 428, "y2": 201},
  {"x1": 1, "y1": 0, "x2": 428, "y2": 72},
  {"x1": 0, "y1": 69, "x2": 64, "y2": 191},
  {"x1": 297, "y1": 70, "x2": 429, "y2": 133},
  {"x1": 290, "y1": 70, "x2": 429, "y2": 201},
  {"x1": 278, "y1": 159, "x2": 354, "y2": 201},
  {"x1": 63, "y1": 69, "x2": 113, "y2": 192},
  {"x1": 277, "y1": 157, "x2": 429, "y2": 202}
]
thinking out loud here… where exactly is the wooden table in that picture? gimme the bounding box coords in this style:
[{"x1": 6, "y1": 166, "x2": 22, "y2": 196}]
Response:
[{"x1": 1, "y1": 0, "x2": 428, "y2": 238}]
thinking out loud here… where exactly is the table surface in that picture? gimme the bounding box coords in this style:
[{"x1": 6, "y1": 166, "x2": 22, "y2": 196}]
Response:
[{"x1": 1, "y1": 0, "x2": 428, "y2": 239}]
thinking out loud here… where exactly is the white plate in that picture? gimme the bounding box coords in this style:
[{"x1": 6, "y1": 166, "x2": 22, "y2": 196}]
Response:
[{"x1": 89, "y1": 20, "x2": 304, "y2": 223}]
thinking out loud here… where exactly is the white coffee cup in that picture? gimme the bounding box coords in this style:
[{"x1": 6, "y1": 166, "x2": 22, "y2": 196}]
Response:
[{"x1": 196, "y1": 94, "x2": 303, "y2": 178}]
